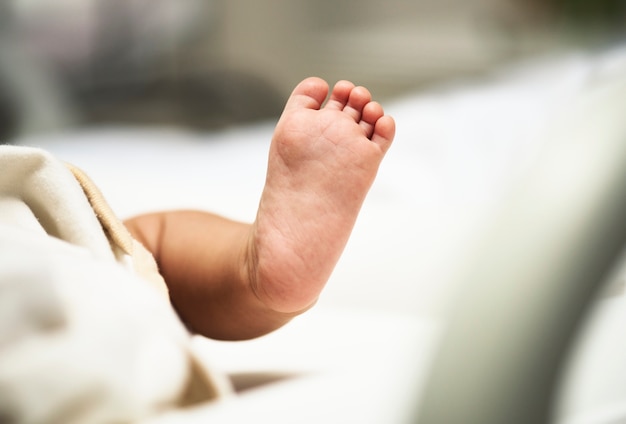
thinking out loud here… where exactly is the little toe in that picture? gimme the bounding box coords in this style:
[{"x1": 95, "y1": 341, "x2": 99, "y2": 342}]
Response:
[
  {"x1": 284, "y1": 77, "x2": 330, "y2": 111},
  {"x1": 325, "y1": 80, "x2": 355, "y2": 111},
  {"x1": 359, "y1": 101, "x2": 384, "y2": 139},
  {"x1": 343, "y1": 86, "x2": 372, "y2": 122},
  {"x1": 370, "y1": 115, "x2": 396, "y2": 153}
]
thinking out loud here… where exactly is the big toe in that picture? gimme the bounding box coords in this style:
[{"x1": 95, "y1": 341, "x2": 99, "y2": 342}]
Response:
[{"x1": 284, "y1": 77, "x2": 330, "y2": 111}]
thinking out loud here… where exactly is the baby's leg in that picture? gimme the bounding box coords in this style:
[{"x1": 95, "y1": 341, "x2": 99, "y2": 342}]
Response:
[{"x1": 250, "y1": 77, "x2": 395, "y2": 313}]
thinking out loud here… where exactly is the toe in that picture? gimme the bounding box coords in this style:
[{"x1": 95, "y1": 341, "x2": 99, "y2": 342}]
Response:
[
  {"x1": 325, "y1": 80, "x2": 355, "y2": 110},
  {"x1": 343, "y1": 86, "x2": 372, "y2": 122},
  {"x1": 359, "y1": 101, "x2": 384, "y2": 139},
  {"x1": 284, "y1": 77, "x2": 330, "y2": 111},
  {"x1": 370, "y1": 115, "x2": 395, "y2": 153}
]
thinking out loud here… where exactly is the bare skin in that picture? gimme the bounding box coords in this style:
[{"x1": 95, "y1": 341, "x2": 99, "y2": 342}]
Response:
[{"x1": 125, "y1": 77, "x2": 395, "y2": 340}]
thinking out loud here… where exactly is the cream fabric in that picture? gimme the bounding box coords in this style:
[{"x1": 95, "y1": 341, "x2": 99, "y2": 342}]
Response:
[
  {"x1": 0, "y1": 145, "x2": 232, "y2": 423},
  {"x1": 65, "y1": 162, "x2": 169, "y2": 298}
]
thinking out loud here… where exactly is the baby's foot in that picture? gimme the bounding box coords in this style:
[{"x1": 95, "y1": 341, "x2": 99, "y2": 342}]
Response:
[{"x1": 248, "y1": 77, "x2": 395, "y2": 313}]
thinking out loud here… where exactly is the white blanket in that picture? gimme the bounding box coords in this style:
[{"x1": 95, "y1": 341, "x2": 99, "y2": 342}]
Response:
[{"x1": 0, "y1": 146, "x2": 231, "y2": 423}]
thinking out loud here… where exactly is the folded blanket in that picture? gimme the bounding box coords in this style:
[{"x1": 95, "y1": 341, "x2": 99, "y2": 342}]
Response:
[{"x1": 0, "y1": 146, "x2": 231, "y2": 423}]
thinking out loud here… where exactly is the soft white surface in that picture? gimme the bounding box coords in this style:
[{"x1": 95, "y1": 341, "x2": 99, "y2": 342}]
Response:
[
  {"x1": 15, "y1": 44, "x2": 626, "y2": 423},
  {"x1": 174, "y1": 309, "x2": 438, "y2": 424},
  {"x1": 557, "y1": 294, "x2": 626, "y2": 424}
]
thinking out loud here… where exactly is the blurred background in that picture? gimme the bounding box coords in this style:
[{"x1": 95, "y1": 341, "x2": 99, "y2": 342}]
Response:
[{"x1": 0, "y1": 0, "x2": 624, "y2": 141}]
